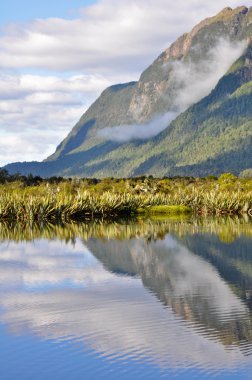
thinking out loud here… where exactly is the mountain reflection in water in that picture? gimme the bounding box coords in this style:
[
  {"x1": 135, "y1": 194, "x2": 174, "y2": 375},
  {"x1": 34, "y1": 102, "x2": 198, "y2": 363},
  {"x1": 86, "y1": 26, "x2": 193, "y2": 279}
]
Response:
[{"x1": 0, "y1": 217, "x2": 251, "y2": 375}]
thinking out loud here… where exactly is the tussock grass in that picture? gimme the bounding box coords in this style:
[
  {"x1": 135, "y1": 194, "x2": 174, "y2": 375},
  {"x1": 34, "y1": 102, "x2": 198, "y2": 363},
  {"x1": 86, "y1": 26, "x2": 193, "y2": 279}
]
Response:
[
  {"x1": 0, "y1": 191, "x2": 142, "y2": 222},
  {"x1": 0, "y1": 175, "x2": 251, "y2": 221}
]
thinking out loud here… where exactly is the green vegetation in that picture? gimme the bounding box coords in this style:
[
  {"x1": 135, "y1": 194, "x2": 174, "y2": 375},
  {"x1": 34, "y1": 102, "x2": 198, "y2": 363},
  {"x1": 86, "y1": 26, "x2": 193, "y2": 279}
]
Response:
[
  {"x1": 231, "y1": 80, "x2": 252, "y2": 98},
  {"x1": 0, "y1": 171, "x2": 251, "y2": 221},
  {"x1": 138, "y1": 205, "x2": 192, "y2": 215}
]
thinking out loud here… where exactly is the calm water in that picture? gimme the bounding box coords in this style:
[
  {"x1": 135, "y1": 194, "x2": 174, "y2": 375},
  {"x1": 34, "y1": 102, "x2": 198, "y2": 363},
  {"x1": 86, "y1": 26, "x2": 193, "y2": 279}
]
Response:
[{"x1": 0, "y1": 218, "x2": 252, "y2": 380}]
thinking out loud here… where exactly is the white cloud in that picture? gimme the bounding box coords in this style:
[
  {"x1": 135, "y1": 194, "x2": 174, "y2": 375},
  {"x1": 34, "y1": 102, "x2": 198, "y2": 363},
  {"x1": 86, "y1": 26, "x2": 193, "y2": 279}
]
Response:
[
  {"x1": 171, "y1": 39, "x2": 247, "y2": 111},
  {"x1": 0, "y1": 132, "x2": 61, "y2": 165},
  {"x1": 98, "y1": 111, "x2": 178, "y2": 141},
  {"x1": 0, "y1": 0, "x2": 251, "y2": 165},
  {"x1": 0, "y1": 72, "x2": 122, "y2": 165}
]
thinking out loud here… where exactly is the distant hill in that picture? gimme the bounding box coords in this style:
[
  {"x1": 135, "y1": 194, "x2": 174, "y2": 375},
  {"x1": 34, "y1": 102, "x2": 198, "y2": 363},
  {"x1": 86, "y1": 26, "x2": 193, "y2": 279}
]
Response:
[{"x1": 5, "y1": 6, "x2": 252, "y2": 177}]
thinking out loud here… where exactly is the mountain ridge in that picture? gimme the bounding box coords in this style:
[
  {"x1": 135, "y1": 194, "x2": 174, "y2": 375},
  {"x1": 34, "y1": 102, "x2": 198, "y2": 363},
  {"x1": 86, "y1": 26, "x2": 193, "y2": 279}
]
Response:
[{"x1": 4, "y1": 5, "x2": 252, "y2": 178}]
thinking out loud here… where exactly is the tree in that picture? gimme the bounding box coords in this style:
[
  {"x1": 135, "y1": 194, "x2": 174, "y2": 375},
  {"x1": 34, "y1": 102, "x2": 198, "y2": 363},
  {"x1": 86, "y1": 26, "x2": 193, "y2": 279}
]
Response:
[{"x1": 0, "y1": 169, "x2": 9, "y2": 184}]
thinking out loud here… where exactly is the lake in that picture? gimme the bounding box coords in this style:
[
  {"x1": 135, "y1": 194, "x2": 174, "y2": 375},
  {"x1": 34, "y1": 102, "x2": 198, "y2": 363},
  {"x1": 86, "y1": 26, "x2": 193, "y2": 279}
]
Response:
[{"x1": 0, "y1": 217, "x2": 251, "y2": 380}]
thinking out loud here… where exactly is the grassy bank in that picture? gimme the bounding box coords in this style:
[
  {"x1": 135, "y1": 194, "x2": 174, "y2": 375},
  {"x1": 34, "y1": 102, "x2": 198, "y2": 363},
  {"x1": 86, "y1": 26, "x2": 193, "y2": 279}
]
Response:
[{"x1": 0, "y1": 173, "x2": 251, "y2": 221}]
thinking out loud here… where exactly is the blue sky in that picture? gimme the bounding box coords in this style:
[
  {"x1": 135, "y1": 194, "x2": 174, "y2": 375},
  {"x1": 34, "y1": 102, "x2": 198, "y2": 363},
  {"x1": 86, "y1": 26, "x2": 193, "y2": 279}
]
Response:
[
  {"x1": 1, "y1": 0, "x2": 96, "y2": 23},
  {"x1": 0, "y1": 0, "x2": 251, "y2": 166}
]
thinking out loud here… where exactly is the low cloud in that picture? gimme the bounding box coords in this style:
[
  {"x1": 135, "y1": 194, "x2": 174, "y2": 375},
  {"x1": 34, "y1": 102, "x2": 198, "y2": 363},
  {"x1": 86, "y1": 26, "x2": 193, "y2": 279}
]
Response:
[
  {"x1": 98, "y1": 38, "x2": 246, "y2": 142},
  {"x1": 171, "y1": 39, "x2": 247, "y2": 111},
  {"x1": 98, "y1": 112, "x2": 178, "y2": 142}
]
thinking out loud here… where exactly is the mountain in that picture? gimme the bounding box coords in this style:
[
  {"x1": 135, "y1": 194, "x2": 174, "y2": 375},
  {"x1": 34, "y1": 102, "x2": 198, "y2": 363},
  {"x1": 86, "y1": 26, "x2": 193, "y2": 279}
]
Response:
[{"x1": 5, "y1": 6, "x2": 252, "y2": 178}]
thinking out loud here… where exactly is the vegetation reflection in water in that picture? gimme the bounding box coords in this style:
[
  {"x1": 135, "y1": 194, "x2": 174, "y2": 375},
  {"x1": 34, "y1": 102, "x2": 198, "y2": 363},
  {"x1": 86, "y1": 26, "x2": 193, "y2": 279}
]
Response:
[
  {"x1": 0, "y1": 214, "x2": 252, "y2": 242},
  {"x1": 0, "y1": 216, "x2": 251, "y2": 377}
]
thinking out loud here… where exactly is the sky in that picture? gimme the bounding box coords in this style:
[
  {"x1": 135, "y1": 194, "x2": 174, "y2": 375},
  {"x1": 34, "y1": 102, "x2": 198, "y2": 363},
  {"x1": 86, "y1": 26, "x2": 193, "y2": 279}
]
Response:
[{"x1": 0, "y1": 0, "x2": 251, "y2": 166}]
